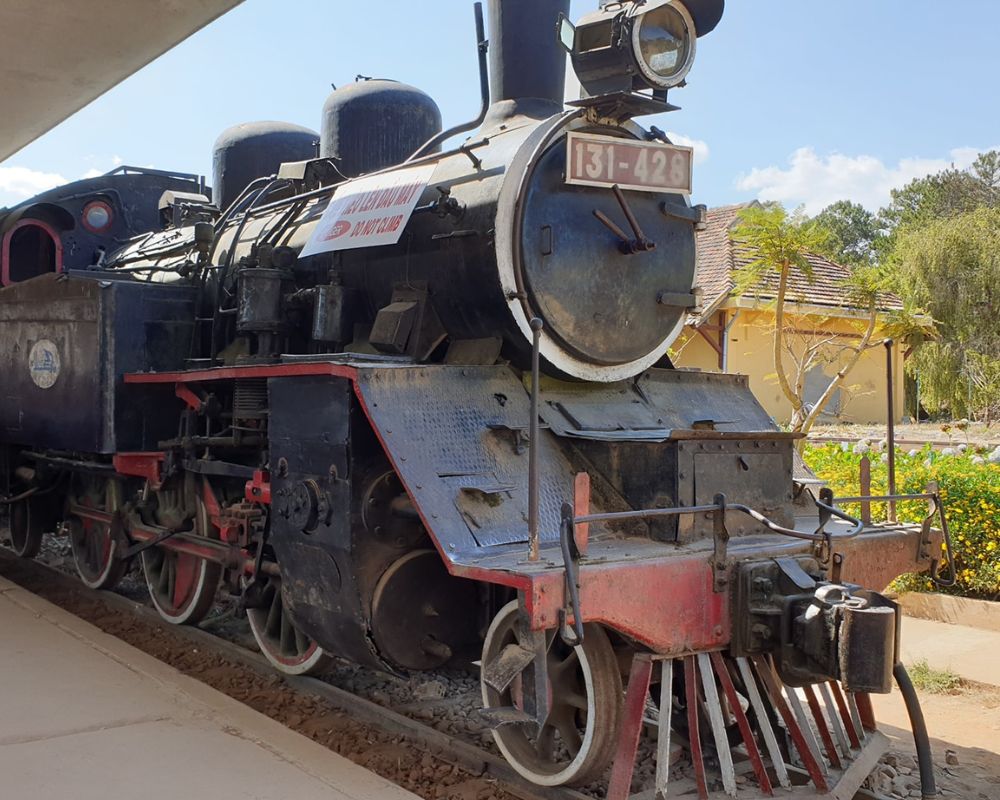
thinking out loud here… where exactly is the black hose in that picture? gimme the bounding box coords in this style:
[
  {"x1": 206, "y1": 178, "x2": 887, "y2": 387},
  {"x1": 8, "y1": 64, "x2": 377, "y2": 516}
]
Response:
[{"x1": 894, "y1": 662, "x2": 937, "y2": 799}]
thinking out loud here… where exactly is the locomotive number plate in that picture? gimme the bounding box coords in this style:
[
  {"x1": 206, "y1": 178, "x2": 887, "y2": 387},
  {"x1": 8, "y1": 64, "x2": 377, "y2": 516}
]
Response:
[{"x1": 565, "y1": 132, "x2": 693, "y2": 194}]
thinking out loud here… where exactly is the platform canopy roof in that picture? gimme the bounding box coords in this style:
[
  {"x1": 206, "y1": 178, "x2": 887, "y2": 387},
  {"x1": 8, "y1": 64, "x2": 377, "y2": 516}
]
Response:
[{"x1": 0, "y1": 0, "x2": 243, "y2": 161}]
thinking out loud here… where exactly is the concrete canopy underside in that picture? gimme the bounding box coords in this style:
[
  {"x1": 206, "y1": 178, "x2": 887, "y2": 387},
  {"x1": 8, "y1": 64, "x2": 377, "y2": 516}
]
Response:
[{"x1": 0, "y1": 0, "x2": 243, "y2": 161}]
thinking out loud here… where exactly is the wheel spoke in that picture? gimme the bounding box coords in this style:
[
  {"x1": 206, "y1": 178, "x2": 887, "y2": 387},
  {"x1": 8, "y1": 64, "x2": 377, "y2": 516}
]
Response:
[
  {"x1": 265, "y1": 588, "x2": 282, "y2": 638},
  {"x1": 551, "y1": 649, "x2": 579, "y2": 675},
  {"x1": 481, "y1": 602, "x2": 623, "y2": 786},
  {"x1": 86, "y1": 527, "x2": 96, "y2": 569},
  {"x1": 157, "y1": 553, "x2": 170, "y2": 595},
  {"x1": 279, "y1": 608, "x2": 295, "y2": 655},
  {"x1": 294, "y1": 627, "x2": 309, "y2": 656},
  {"x1": 167, "y1": 557, "x2": 176, "y2": 603},
  {"x1": 554, "y1": 710, "x2": 583, "y2": 757},
  {"x1": 535, "y1": 723, "x2": 556, "y2": 760}
]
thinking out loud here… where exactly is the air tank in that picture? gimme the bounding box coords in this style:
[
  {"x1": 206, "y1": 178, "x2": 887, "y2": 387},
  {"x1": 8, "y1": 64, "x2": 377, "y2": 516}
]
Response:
[
  {"x1": 320, "y1": 80, "x2": 442, "y2": 178},
  {"x1": 212, "y1": 121, "x2": 319, "y2": 212}
]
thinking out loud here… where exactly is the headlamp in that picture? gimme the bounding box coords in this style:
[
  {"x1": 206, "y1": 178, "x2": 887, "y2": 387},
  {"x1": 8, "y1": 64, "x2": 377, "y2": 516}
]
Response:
[
  {"x1": 562, "y1": 0, "x2": 723, "y2": 115},
  {"x1": 632, "y1": 2, "x2": 695, "y2": 89}
]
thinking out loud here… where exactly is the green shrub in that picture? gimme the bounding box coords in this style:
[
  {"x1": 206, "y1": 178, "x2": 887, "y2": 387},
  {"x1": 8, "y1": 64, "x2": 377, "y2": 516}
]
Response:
[
  {"x1": 907, "y1": 660, "x2": 963, "y2": 694},
  {"x1": 804, "y1": 443, "x2": 1000, "y2": 599}
]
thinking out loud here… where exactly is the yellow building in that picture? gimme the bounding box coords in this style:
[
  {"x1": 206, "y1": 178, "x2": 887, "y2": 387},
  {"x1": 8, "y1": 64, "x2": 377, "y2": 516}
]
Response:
[{"x1": 673, "y1": 204, "x2": 906, "y2": 425}]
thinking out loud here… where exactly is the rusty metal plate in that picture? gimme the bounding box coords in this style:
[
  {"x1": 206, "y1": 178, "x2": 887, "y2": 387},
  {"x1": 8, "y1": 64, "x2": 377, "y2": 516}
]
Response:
[
  {"x1": 538, "y1": 369, "x2": 782, "y2": 441},
  {"x1": 354, "y1": 366, "x2": 587, "y2": 554}
]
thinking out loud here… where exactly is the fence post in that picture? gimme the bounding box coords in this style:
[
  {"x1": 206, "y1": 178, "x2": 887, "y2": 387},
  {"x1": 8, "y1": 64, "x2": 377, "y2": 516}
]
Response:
[{"x1": 859, "y1": 455, "x2": 872, "y2": 525}]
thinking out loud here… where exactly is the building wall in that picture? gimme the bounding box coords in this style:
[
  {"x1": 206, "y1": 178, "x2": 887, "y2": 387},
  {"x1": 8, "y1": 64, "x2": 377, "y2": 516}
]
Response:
[{"x1": 673, "y1": 307, "x2": 906, "y2": 425}]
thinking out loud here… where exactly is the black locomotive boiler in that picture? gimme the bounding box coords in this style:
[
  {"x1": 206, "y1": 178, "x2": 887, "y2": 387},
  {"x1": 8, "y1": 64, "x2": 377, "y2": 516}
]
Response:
[{"x1": 0, "y1": 1, "x2": 953, "y2": 796}]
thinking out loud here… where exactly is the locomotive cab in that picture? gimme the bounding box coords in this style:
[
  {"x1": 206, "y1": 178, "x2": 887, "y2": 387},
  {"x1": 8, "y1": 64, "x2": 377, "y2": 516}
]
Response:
[{"x1": 0, "y1": 213, "x2": 67, "y2": 285}]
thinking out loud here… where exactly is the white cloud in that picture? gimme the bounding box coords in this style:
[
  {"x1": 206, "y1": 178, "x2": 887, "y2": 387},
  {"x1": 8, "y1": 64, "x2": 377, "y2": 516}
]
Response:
[
  {"x1": 0, "y1": 155, "x2": 134, "y2": 206},
  {"x1": 0, "y1": 166, "x2": 67, "y2": 201},
  {"x1": 666, "y1": 131, "x2": 709, "y2": 165},
  {"x1": 736, "y1": 146, "x2": 1000, "y2": 214}
]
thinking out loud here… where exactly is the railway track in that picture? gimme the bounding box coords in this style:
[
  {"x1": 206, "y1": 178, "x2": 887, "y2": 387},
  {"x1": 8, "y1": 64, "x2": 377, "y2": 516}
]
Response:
[
  {"x1": 0, "y1": 532, "x2": 915, "y2": 800},
  {"x1": 0, "y1": 546, "x2": 912, "y2": 800},
  {"x1": 0, "y1": 541, "x2": 598, "y2": 800}
]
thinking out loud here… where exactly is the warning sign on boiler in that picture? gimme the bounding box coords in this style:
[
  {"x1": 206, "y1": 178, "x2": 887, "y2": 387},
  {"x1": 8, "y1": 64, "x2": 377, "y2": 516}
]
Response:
[{"x1": 300, "y1": 162, "x2": 437, "y2": 256}]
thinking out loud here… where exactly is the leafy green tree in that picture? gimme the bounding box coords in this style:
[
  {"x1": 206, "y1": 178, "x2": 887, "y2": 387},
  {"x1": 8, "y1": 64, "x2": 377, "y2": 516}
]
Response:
[
  {"x1": 813, "y1": 200, "x2": 885, "y2": 266},
  {"x1": 892, "y1": 206, "x2": 1000, "y2": 421},
  {"x1": 731, "y1": 205, "x2": 890, "y2": 441},
  {"x1": 879, "y1": 150, "x2": 1000, "y2": 248}
]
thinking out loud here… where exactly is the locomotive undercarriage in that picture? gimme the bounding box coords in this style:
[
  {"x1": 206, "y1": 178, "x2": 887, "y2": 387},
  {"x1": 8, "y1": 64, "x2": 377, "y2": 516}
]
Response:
[{"x1": 0, "y1": 356, "x2": 948, "y2": 797}]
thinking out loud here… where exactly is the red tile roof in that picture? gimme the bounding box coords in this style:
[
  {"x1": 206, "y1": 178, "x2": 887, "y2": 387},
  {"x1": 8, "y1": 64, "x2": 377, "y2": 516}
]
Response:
[{"x1": 691, "y1": 202, "x2": 903, "y2": 325}]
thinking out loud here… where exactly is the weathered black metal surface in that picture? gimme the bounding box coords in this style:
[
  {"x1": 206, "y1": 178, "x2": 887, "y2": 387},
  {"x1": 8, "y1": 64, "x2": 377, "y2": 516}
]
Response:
[
  {"x1": 487, "y1": 0, "x2": 570, "y2": 109},
  {"x1": 269, "y1": 372, "x2": 483, "y2": 670},
  {"x1": 840, "y1": 592, "x2": 898, "y2": 694},
  {"x1": 519, "y1": 138, "x2": 694, "y2": 365},
  {"x1": 370, "y1": 549, "x2": 479, "y2": 671},
  {"x1": 320, "y1": 80, "x2": 442, "y2": 178},
  {"x1": 267, "y1": 374, "x2": 382, "y2": 667},
  {"x1": 538, "y1": 369, "x2": 780, "y2": 441},
  {"x1": 354, "y1": 365, "x2": 602, "y2": 554},
  {"x1": 678, "y1": 0, "x2": 726, "y2": 36},
  {"x1": 212, "y1": 121, "x2": 318, "y2": 212},
  {"x1": 354, "y1": 364, "x2": 797, "y2": 557},
  {"x1": 0, "y1": 272, "x2": 195, "y2": 453},
  {"x1": 0, "y1": 168, "x2": 205, "y2": 275}
]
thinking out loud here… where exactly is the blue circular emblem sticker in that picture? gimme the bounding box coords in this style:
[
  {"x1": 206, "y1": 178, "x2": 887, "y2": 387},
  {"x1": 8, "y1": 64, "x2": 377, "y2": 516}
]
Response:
[{"x1": 28, "y1": 339, "x2": 61, "y2": 389}]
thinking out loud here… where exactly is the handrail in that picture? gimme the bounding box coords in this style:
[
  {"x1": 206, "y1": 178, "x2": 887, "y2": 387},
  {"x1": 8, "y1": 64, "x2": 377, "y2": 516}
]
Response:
[
  {"x1": 575, "y1": 498, "x2": 863, "y2": 544},
  {"x1": 832, "y1": 488, "x2": 956, "y2": 588},
  {"x1": 553, "y1": 485, "x2": 955, "y2": 645}
]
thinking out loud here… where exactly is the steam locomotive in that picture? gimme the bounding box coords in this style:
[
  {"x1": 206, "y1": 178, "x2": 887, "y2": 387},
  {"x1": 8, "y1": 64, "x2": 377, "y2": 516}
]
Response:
[{"x1": 0, "y1": 1, "x2": 951, "y2": 795}]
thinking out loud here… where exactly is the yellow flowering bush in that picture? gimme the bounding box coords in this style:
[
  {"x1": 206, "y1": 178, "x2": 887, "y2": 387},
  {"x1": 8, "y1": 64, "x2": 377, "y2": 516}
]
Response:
[{"x1": 805, "y1": 444, "x2": 1000, "y2": 599}]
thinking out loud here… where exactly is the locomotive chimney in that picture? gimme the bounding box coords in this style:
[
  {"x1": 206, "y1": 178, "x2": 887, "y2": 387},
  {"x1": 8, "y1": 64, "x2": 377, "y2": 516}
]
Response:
[{"x1": 487, "y1": 0, "x2": 571, "y2": 112}]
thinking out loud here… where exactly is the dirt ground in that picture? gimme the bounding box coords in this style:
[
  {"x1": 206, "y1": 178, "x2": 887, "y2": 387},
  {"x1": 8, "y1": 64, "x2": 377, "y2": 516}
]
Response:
[
  {"x1": 872, "y1": 684, "x2": 1000, "y2": 799},
  {"x1": 809, "y1": 421, "x2": 999, "y2": 448}
]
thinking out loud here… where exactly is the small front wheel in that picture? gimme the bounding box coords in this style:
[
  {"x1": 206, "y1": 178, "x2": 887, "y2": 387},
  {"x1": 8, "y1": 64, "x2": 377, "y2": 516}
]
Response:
[{"x1": 480, "y1": 601, "x2": 623, "y2": 787}]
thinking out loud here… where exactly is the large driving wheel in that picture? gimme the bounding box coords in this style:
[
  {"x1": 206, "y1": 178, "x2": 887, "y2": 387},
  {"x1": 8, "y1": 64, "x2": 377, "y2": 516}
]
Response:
[
  {"x1": 141, "y1": 497, "x2": 221, "y2": 625},
  {"x1": 69, "y1": 478, "x2": 128, "y2": 590},
  {"x1": 245, "y1": 574, "x2": 332, "y2": 676},
  {"x1": 481, "y1": 601, "x2": 623, "y2": 787},
  {"x1": 8, "y1": 497, "x2": 44, "y2": 559}
]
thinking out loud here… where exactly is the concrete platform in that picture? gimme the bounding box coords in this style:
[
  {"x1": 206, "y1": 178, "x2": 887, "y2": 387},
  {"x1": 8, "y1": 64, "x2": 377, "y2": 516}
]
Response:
[
  {"x1": 0, "y1": 575, "x2": 417, "y2": 800},
  {"x1": 899, "y1": 615, "x2": 1000, "y2": 688}
]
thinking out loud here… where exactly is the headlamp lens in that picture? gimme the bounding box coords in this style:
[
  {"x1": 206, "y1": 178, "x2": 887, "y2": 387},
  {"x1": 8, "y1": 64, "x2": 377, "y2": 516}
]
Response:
[{"x1": 637, "y1": 5, "x2": 691, "y2": 83}]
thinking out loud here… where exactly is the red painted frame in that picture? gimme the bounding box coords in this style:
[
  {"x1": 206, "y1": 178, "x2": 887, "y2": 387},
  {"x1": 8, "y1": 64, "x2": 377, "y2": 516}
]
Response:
[
  {"x1": 113, "y1": 452, "x2": 165, "y2": 491},
  {"x1": 1, "y1": 218, "x2": 64, "y2": 286},
  {"x1": 125, "y1": 361, "x2": 939, "y2": 654}
]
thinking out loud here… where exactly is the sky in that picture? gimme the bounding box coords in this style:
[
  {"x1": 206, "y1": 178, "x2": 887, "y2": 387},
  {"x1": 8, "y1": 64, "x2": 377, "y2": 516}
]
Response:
[{"x1": 2, "y1": 0, "x2": 999, "y2": 214}]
